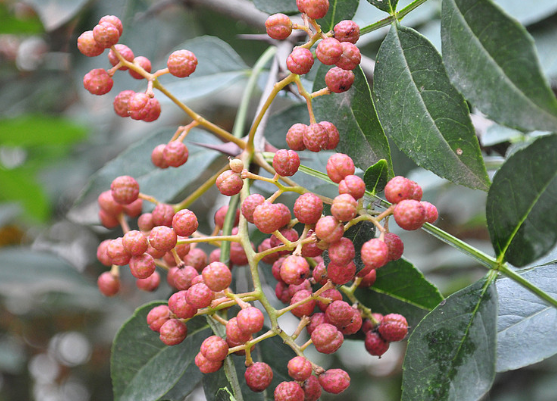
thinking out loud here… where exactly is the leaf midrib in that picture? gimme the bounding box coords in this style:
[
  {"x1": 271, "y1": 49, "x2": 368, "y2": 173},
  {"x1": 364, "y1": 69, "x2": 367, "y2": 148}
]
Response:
[
  {"x1": 496, "y1": 169, "x2": 557, "y2": 262},
  {"x1": 392, "y1": 26, "x2": 488, "y2": 188},
  {"x1": 446, "y1": 0, "x2": 557, "y2": 122}
]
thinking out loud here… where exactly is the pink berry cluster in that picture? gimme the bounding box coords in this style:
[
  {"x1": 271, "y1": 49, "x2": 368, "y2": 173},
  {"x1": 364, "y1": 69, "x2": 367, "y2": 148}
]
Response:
[
  {"x1": 78, "y1": 15, "x2": 199, "y2": 126},
  {"x1": 363, "y1": 313, "x2": 410, "y2": 357},
  {"x1": 82, "y1": 10, "x2": 440, "y2": 401},
  {"x1": 265, "y1": 1, "x2": 361, "y2": 94},
  {"x1": 385, "y1": 176, "x2": 439, "y2": 230}
]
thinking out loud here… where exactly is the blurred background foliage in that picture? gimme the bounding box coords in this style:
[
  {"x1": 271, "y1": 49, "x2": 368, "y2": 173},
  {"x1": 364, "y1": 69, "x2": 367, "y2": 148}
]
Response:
[{"x1": 0, "y1": 0, "x2": 556, "y2": 400}]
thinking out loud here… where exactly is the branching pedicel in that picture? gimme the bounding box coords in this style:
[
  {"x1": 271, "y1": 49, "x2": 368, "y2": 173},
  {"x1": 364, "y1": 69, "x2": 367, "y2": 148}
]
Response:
[{"x1": 79, "y1": 3, "x2": 438, "y2": 400}]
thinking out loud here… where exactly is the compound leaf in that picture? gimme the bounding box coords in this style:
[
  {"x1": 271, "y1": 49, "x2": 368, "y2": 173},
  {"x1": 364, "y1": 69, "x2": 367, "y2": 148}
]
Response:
[
  {"x1": 402, "y1": 276, "x2": 497, "y2": 401},
  {"x1": 112, "y1": 302, "x2": 210, "y2": 401},
  {"x1": 374, "y1": 24, "x2": 490, "y2": 191},
  {"x1": 487, "y1": 134, "x2": 557, "y2": 267},
  {"x1": 496, "y1": 263, "x2": 557, "y2": 372},
  {"x1": 313, "y1": 64, "x2": 392, "y2": 175},
  {"x1": 442, "y1": 0, "x2": 557, "y2": 131}
]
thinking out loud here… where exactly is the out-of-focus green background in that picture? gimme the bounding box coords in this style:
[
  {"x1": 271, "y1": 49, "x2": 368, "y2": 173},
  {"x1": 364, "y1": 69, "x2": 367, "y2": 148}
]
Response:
[{"x1": 0, "y1": 0, "x2": 557, "y2": 400}]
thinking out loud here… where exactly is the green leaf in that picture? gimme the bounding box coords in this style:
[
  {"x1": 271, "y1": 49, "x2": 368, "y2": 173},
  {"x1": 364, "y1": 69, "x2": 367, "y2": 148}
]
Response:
[
  {"x1": 111, "y1": 302, "x2": 210, "y2": 401},
  {"x1": 355, "y1": 258, "x2": 444, "y2": 327},
  {"x1": 401, "y1": 275, "x2": 497, "y2": 401},
  {"x1": 486, "y1": 134, "x2": 557, "y2": 267},
  {"x1": 0, "y1": 115, "x2": 87, "y2": 147},
  {"x1": 0, "y1": 169, "x2": 50, "y2": 222},
  {"x1": 374, "y1": 24, "x2": 490, "y2": 191},
  {"x1": 318, "y1": 0, "x2": 360, "y2": 32},
  {"x1": 160, "y1": 36, "x2": 250, "y2": 103},
  {"x1": 252, "y1": 0, "x2": 298, "y2": 14},
  {"x1": 441, "y1": 0, "x2": 557, "y2": 131},
  {"x1": 363, "y1": 159, "x2": 389, "y2": 194},
  {"x1": 496, "y1": 263, "x2": 557, "y2": 372},
  {"x1": 74, "y1": 128, "x2": 220, "y2": 211},
  {"x1": 0, "y1": 247, "x2": 98, "y2": 298},
  {"x1": 313, "y1": 64, "x2": 393, "y2": 175},
  {"x1": 366, "y1": 0, "x2": 398, "y2": 13},
  {"x1": 26, "y1": 0, "x2": 89, "y2": 31}
]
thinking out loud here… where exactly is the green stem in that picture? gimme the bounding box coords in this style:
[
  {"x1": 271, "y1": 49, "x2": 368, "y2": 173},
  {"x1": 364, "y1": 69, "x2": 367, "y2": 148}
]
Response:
[
  {"x1": 175, "y1": 164, "x2": 229, "y2": 210},
  {"x1": 153, "y1": 81, "x2": 246, "y2": 149},
  {"x1": 498, "y1": 264, "x2": 557, "y2": 308},
  {"x1": 422, "y1": 223, "x2": 498, "y2": 269},
  {"x1": 220, "y1": 194, "x2": 241, "y2": 265},
  {"x1": 360, "y1": 0, "x2": 431, "y2": 35},
  {"x1": 233, "y1": 47, "x2": 277, "y2": 139},
  {"x1": 246, "y1": 73, "x2": 297, "y2": 152}
]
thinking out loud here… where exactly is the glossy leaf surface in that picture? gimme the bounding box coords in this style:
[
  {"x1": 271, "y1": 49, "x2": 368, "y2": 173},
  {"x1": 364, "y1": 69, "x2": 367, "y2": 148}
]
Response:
[
  {"x1": 496, "y1": 264, "x2": 557, "y2": 372},
  {"x1": 487, "y1": 134, "x2": 557, "y2": 266},
  {"x1": 112, "y1": 302, "x2": 209, "y2": 401},
  {"x1": 402, "y1": 276, "x2": 497, "y2": 401},
  {"x1": 442, "y1": 0, "x2": 557, "y2": 131},
  {"x1": 374, "y1": 24, "x2": 489, "y2": 191}
]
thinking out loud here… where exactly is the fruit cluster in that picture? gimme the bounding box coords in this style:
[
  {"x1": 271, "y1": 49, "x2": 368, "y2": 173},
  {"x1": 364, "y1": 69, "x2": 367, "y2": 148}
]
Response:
[{"x1": 84, "y1": 2, "x2": 439, "y2": 400}]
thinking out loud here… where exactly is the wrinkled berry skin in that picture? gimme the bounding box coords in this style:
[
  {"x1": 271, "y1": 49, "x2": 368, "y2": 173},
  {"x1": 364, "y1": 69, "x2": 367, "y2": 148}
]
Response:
[
  {"x1": 334, "y1": 20, "x2": 360, "y2": 44},
  {"x1": 265, "y1": 14, "x2": 292, "y2": 40},
  {"x1": 167, "y1": 50, "x2": 198, "y2": 78},
  {"x1": 237, "y1": 306, "x2": 265, "y2": 335},
  {"x1": 393, "y1": 199, "x2": 427, "y2": 230},
  {"x1": 325, "y1": 67, "x2": 355, "y2": 93},
  {"x1": 147, "y1": 305, "x2": 171, "y2": 332},
  {"x1": 318, "y1": 369, "x2": 350, "y2": 394},
  {"x1": 378, "y1": 313, "x2": 408, "y2": 342},
  {"x1": 273, "y1": 149, "x2": 300, "y2": 177},
  {"x1": 274, "y1": 381, "x2": 305, "y2": 401},
  {"x1": 83, "y1": 68, "x2": 113, "y2": 95},
  {"x1": 302, "y1": 375, "x2": 322, "y2": 401},
  {"x1": 159, "y1": 319, "x2": 188, "y2": 346},
  {"x1": 245, "y1": 362, "x2": 274, "y2": 392},
  {"x1": 216, "y1": 170, "x2": 243, "y2": 196},
  {"x1": 365, "y1": 331, "x2": 389, "y2": 356},
  {"x1": 316, "y1": 38, "x2": 342, "y2": 65},
  {"x1": 311, "y1": 323, "x2": 344, "y2": 354},
  {"x1": 287, "y1": 356, "x2": 313, "y2": 381},
  {"x1": 293, "y1": 193, "x2": 323, "y2": 224},
  {"x1": 287, "y1": 47, "x2": 314, "y2": 75}
]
